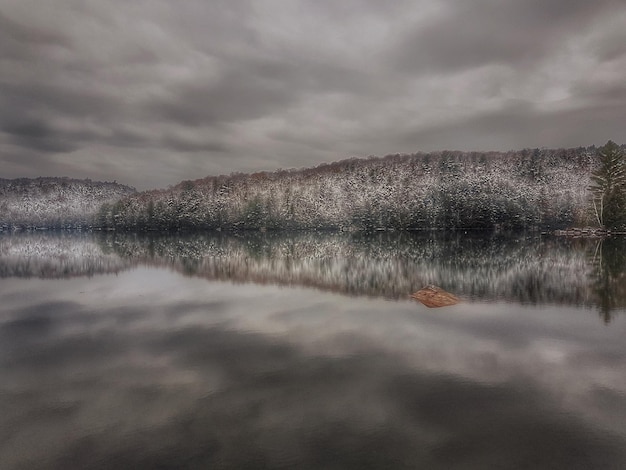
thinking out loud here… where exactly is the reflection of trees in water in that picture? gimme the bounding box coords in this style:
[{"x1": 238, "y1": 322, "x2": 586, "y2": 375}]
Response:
[
  {"x1": 2, "y1": 231, "x2": 624, "y2": 311},
  {"x1": 0, "y1": 231, "x2": 132, "y2": 278},
  {"x1": 589, "y1": 238, "x2": 626, "y2": 323},
  {"x1": 99, "y1": 231, "x2": 597, "y2": 306}
]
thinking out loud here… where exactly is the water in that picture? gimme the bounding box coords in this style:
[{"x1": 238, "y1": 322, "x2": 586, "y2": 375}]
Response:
[{"x1": 1, "y1": 231, "x2": 625, "y2": 469}]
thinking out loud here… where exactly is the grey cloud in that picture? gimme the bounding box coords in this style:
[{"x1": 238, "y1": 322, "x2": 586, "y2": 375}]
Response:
[
  {"x1": 160, "y1": 134, "x2": 229, "y2": 153},
  {"x1": 0, "y1": 81, "x2": 122, "y2": 122},
  {"x1": 150, "y1": 68, "x2": 298, "y2": 127},
  {"x1": 589, "y1": 19, "x2": 626, "y2": 62},
  {"x1": 1, "y1": 118, "x2": 79, "y2": 153},
  {"x1": 574, "y1": 81, "x2": 626, "y2": 107},
  {"x1": 397, "y1": 98, "x2": 626, "y2": 151},
  {"x1": 391, "y1": 0, "x2": 617, "y2": 73},
  {"x1": 0, "y1": 80, "x2": 126, "y2": 153},
  {"x1": 147, "y1": 48, "x2": 388, "y2": 130},
  {"x1": 0, "y1": 0, "x2": 624, "y2": 188},
  {"x1": 0, "y1": 122, "x2": 75, "y2": 154},
  {"x1": 0, "y1": 148, "x2": 48, "y2": 177},
  {"x1": 0, "y1": 10, "x2": 67, "y2": 60}
]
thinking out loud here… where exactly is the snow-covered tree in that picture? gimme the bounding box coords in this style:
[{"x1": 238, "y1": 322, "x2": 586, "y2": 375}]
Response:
[
  {"x1": 0, "y1": 178, "x2": 135, "y2": 230},
  {"x1": 589, "y1": 141, "x2": 626, "y2": 229},
  {"x1": 100, "y1": 147, "x2": 597, "y2": 232}
]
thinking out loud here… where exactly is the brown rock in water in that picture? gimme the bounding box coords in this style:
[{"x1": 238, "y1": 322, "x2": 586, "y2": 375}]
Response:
[{"x1": 411, "y1": 285, "x2": 460, "y2": 308}]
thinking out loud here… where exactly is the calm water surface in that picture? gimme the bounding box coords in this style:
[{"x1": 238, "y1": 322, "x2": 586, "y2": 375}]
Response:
[{"x1": 1, "y1": 232, "x2": 625, "y2": 469}]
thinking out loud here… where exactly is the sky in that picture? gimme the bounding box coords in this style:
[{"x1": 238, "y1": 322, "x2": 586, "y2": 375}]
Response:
[{"x1": 1, "y1": 0, "x2": 625, "y2": 190}]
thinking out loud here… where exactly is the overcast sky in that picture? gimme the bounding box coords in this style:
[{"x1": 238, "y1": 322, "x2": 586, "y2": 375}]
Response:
[{"x1": 1, "y1": 0, "x2": 625, "y2": 190}]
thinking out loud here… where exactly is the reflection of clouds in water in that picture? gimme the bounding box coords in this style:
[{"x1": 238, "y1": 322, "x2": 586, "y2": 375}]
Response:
[
  {"x1": 1, "y1": 268, "x2": 626, "y2": 468},
  {"x1": 261, "y1": 299, "x2": 626, "y2": 434}
]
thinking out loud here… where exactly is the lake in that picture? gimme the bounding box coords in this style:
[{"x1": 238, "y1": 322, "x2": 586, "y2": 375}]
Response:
[{"x1": 1, "y1": 231, "x2": 625, "y2": 469}]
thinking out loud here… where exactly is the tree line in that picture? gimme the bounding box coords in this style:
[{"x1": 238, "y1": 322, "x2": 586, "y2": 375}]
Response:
[
  {"x1": 1, "y1": 144, "x2": 624, "y2": 232},
  {"x1": 0, "y1": 177, "x2": 135, "y2": 230},
  {"x1": 97, "y1": 146, "x2": 612, "y2": 232}
]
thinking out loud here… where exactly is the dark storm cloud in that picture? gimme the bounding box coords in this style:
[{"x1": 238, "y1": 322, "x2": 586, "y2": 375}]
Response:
[
  {"x1": 2, "y1": 118, "x2": 78, "y2": 153},
  {"x1": 0, "y1": 0, "x2": 624, "y2": 188}
]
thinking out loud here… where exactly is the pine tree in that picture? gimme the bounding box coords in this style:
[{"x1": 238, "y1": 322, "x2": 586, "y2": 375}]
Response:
[{"x1": 589, "y1": 141, "x2": 626, "y2": 229}]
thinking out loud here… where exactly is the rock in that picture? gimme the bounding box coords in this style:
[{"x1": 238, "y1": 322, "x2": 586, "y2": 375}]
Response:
[{"x1": 411, "y1": 285, "x2": 460, "y2": 308}]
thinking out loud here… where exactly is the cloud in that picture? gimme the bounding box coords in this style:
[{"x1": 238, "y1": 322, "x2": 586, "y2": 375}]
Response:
[
  {"x1": 0, "y1": 10, "x2": 67, "y2": 60},
  {"x1": 148, "y1": 65, "x2": 299, "y2": 127},
  {"x1": 2, "y1": 118, "x2": 79, "y2": 153},
  {"x1": 0, "y1": 0, "x2": 624, "y2": 189},
  {"x1": 394, "y1": 96, "x2": 626, "y2": 152},
  {"x1": 390, "y1": 0, "x2": 616, "y2": 73}
]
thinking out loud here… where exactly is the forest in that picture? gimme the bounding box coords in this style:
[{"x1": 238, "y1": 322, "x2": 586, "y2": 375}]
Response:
[
  {"x1": 97, "y1": 147, "x2": 599, "y2": 232},
  {"x1": 2, "y1": 144, "x2": 625, "y2": 232},
  {"x1": 0, "y1": 177, "x2": 135, "y2": 230}
]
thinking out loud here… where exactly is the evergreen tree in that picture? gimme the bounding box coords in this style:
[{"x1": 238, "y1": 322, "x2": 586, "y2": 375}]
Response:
[{"x1": 589, "y1": 141, "x2": 626, "y2": 229}]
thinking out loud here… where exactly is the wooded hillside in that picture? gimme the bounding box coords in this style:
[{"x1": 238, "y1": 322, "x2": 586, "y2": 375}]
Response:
[
  {"x1": 0, "y1": 177, "x2": 135, "y2": 230},
  {"x1": 98, "y1": 147, "x2": 598, "y2": 231}
]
